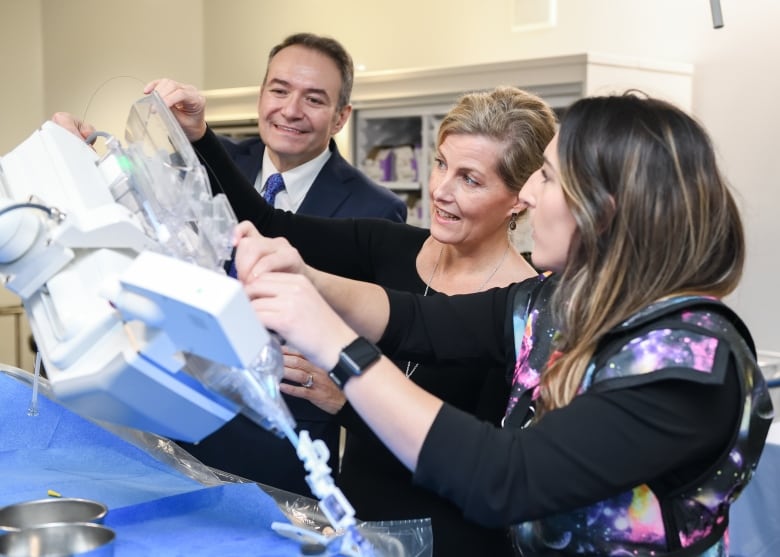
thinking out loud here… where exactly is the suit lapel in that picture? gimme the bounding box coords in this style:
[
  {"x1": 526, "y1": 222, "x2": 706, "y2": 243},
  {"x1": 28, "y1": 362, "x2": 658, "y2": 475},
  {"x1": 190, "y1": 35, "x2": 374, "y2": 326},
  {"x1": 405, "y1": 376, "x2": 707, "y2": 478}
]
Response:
[
  {"x1": 241, "y1": 141, "x2": 265, "y2": 186},
  {"x1": 297, "y1": 141, "x2": 353, "y2": 217}
]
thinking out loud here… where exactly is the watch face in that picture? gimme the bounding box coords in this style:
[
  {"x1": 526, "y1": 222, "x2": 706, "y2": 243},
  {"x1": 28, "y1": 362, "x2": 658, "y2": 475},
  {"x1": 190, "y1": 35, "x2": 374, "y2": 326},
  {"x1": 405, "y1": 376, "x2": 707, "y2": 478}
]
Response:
[{"x1": 329, "y1": 337, "x2": 381, "y2": 388}]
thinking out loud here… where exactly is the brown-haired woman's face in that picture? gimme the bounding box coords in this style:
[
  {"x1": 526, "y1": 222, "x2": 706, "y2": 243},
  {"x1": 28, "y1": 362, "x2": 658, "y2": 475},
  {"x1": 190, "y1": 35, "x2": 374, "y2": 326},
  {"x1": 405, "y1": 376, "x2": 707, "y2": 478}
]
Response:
[
  {"x1": 519, "y1": 134, "x2": 575, "y2": 272},
  {"x1": 428, "y1": 134, "x2": 520, "y2": 247}
]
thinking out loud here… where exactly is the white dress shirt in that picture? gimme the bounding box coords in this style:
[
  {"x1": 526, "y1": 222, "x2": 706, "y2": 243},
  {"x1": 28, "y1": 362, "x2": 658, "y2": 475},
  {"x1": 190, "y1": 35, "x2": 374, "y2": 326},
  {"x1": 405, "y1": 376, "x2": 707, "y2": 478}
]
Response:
[{"x1": 254, "y1": 147, "x2": 332, "y2": 212}]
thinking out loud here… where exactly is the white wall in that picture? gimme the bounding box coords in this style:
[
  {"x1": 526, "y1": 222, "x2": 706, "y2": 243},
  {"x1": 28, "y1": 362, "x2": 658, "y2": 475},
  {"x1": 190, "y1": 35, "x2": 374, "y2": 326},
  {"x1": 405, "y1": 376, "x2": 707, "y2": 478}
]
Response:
[
  {"x1": 691, "y1": 3, "x2": 780, "y2": 355},
  {"x1": 0, "y1": 0, "x2": 777, "y2": 351}
]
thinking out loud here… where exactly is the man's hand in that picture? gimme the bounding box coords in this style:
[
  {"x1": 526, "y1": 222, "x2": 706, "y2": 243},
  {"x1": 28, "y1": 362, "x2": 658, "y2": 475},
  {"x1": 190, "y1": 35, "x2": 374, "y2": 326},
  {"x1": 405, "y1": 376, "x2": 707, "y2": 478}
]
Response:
[
  {"x1": 50, "y1": 112, "x2": 96, "y2": 142},
  {"x1": 144, "y1": 78, "x2": 208, "y2": 141}
]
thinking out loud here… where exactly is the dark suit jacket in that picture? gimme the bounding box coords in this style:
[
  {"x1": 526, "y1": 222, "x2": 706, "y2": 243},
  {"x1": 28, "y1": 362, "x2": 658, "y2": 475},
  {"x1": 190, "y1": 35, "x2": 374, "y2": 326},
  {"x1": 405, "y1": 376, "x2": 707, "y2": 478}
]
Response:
[
  {"x1": 216, "y1": 136, "x2": 407, "y2": 221},
  {"x1": 179, "y1": 135, "x2": 407, "y2": 496}
]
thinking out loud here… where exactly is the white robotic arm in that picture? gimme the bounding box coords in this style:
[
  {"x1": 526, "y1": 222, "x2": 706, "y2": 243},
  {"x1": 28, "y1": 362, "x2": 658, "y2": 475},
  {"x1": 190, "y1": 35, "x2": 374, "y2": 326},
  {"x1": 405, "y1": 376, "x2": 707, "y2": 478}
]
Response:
[
  {"x1": 0, "y1": 96, "x2": 374, "y2": 554},
  {"x1": 0, "y1": 93, "x2": 293, "y2": 442}
]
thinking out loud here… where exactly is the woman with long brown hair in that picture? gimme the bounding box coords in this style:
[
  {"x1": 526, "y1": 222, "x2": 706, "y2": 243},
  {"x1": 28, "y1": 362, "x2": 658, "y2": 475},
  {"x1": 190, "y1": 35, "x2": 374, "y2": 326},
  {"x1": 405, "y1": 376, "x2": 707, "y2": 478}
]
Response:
[{"x1": 237, "y1": 93, "x2": 773, "y2": 556}]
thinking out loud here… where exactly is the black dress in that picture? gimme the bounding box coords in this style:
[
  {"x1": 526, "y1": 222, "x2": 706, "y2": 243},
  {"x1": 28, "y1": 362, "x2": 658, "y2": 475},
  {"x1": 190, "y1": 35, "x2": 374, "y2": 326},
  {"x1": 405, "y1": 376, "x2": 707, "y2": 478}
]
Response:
[{"x1": 191, "y1": 128, "x2": 515, "y2": 556}]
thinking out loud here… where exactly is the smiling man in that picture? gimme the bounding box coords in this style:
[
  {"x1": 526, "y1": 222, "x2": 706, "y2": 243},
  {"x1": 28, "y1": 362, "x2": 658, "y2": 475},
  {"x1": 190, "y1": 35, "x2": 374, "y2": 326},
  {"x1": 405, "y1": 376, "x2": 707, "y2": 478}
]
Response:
[
  {"x1": 178, "y1": 33, "x2": 406, "y2": 497},
  {"x1": 218, "y1": 33, "x2": 407, "y2": 220}
]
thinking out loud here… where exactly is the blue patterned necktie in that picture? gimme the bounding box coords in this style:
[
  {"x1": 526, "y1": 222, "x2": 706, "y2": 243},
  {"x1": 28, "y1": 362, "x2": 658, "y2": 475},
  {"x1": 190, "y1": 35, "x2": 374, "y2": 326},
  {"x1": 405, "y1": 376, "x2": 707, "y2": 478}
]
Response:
[
  {"x1": 263, "y1": 173, "x2": 285, "y2": 206},
  {"x1": 228, "y1": 173, "x2": 286, "y2": 278}
]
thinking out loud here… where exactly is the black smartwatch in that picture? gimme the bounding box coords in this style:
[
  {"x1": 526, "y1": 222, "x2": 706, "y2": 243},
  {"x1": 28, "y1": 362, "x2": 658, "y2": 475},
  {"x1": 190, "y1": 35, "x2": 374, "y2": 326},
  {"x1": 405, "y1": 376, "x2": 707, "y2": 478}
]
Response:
[{"x1": 328, "y1": 337, "x2": 381, "y2": 389}]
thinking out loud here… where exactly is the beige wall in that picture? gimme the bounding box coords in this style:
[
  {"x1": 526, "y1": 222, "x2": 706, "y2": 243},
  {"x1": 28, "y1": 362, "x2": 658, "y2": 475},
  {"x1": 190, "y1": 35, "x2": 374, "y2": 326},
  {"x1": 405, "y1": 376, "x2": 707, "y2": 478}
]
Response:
[
  {"x1": 200, "y1": 0, "x2": 779, "y2": 351},
  {"x1": 0, "y1": 0, "x2": 778, "y2": 354},
  {"x1": 202, "y1": 0, "x2": 707, "y2": 88},
  {"x1": 0, "y1": 0, "x2": 44, "y2": 153},
  {"x1": 0, "y1": 0, "x2": 207, "y2": 369},
  {"x1": 38, "y1": 0, "x2": 206, "y2": 140}
]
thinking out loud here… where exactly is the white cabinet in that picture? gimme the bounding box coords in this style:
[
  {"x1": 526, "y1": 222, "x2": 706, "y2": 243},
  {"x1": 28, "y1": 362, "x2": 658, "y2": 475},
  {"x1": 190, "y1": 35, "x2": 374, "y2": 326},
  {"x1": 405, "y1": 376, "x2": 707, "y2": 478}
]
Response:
[
  {"x1": 203, "y1": 53, "x2": 693, "y2": 228},
  {"x1": 345, "y1": 53, "x2": 692, "y2": 227}
]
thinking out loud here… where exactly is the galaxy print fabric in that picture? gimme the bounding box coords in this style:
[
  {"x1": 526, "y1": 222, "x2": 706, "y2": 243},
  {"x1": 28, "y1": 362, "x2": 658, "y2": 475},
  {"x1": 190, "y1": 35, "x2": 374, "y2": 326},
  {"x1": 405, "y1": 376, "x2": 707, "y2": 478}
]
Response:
[
  {"x1": 505, "y1": 295, "x2": 773, "y2": 556},
  {"x1": 581, "y1": 327, "x2": 719, "y2": 388},
  {"x1": 506, "y1": 274, "x2": 558, "y2": 420}
]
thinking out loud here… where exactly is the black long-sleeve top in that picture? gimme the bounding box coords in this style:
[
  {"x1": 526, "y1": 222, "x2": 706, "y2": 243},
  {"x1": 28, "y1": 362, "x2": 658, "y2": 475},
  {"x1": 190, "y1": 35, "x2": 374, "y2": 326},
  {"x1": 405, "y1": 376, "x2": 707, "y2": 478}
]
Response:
[
  {"x1": 193, "y1": 129, "x2": 515, "y2": 555},
  {"x1": 379, "y1": 283, "x2": 740, "y2": 528}
]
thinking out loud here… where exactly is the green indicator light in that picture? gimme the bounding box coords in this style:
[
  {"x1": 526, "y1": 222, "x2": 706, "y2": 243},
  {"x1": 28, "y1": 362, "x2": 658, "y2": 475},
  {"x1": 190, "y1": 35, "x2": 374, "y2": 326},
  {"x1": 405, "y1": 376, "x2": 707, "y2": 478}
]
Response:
[{"x1": 117, "y1": 155, "x2": 133, "y2": 172}]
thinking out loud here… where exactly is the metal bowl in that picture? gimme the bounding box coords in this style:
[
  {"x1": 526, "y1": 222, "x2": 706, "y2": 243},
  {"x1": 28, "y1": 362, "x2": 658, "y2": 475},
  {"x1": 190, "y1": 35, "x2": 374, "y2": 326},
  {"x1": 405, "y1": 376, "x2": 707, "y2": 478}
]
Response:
[
  {"x1": 0, "y1": 499, "x2": 107, "y2": 532},
  {"x1": 0, "y1": 522, "x2": 115, "y2": 556}
]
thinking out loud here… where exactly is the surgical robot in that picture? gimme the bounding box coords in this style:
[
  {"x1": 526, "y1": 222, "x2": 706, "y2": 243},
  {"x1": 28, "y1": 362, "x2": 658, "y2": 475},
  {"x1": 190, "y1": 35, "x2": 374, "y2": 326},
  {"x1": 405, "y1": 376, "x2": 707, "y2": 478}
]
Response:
[{"x1": 0, "y1": 94, "x2": 372, "y2": 556}]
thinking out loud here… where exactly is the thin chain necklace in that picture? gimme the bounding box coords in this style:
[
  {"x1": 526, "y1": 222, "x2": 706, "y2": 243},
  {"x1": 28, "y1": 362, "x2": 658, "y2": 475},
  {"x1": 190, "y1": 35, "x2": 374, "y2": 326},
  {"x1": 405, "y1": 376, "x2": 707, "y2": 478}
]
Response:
[{"x1": 405, "y1": 244, "x2": 511, "y2": 378}]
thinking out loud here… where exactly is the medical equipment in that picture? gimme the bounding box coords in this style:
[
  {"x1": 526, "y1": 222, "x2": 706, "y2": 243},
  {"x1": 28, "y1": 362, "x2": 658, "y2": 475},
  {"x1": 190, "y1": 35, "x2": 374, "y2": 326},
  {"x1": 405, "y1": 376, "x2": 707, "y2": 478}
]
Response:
[{"x1": 0, "y1": 94, "x2": 371, "y2": 556}]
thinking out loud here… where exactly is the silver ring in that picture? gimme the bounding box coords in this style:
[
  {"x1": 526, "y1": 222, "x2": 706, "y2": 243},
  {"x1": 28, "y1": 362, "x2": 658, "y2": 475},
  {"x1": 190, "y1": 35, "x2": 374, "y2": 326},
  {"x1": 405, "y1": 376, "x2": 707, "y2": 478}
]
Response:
[{"x1": 302, "y1": 374, "x2": 314, "y2": 389}]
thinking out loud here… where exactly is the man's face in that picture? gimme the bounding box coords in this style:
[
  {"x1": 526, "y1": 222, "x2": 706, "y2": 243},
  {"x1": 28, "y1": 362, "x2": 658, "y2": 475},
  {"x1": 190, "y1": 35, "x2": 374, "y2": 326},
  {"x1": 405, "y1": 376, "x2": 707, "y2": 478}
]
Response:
[{"x1": 257, "y1": 45, "x2": 351, "y2": 172}]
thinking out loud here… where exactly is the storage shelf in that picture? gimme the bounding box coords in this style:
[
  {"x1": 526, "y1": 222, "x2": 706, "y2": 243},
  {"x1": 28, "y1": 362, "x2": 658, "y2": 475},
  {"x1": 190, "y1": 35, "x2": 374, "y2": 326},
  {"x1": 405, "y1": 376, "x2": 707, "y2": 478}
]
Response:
[{"x1": 379, "y1": 181, "x2": 421, "y2": 191}]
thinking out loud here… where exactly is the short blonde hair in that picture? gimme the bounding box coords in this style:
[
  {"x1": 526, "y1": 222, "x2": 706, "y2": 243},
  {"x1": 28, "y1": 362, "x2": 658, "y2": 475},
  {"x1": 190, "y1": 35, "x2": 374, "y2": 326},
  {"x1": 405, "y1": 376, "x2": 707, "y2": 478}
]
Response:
[{"x1": 437, "y1": 87, "x2": 557, "y2": 194}]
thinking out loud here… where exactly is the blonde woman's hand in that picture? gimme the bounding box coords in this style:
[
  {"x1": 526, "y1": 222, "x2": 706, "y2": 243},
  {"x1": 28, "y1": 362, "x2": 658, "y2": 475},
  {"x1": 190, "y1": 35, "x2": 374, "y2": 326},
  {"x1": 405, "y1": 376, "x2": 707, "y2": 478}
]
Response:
[
  {"x1": 234, "y1": 221, "x2": 308, "y2": 282},
  {"x1": 279, "y1": 346, "x2": 346, "y2": 415},
  {"x1": 237, "y1": 221, "x2": 358, "y2": 370},
  {"x1": 244, "y1": 269, "x2": 356, "y2": 373}
]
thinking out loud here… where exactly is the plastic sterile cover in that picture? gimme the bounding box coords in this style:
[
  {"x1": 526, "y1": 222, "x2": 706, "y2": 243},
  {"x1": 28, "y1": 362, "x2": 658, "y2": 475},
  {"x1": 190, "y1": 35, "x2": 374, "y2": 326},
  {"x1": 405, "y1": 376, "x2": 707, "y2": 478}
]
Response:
[{"x1": 110, "y1": 91, "x2": 236, "y2": 271}]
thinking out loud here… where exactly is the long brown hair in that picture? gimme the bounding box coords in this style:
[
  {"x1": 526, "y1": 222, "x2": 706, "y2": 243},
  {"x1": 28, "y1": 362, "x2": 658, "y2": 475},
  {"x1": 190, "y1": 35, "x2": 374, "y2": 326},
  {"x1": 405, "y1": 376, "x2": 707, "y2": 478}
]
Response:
[{"x1": 539, "y1": 93, "x2": 745, "y2": 412}]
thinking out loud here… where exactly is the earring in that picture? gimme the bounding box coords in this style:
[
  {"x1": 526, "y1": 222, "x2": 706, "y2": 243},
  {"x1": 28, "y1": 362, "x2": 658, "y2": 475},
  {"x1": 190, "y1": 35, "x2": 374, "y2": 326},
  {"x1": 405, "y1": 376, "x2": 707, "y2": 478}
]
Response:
[{"x1": 508, "y1": 213, "x2": 518, "y2": 231}]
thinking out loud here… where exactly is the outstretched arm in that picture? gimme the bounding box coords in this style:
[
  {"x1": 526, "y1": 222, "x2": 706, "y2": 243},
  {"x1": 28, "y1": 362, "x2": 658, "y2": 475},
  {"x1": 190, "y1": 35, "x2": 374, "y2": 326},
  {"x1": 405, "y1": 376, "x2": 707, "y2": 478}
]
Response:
[
  {"x1": 235, "y1": 221, "x2": 390, "y2": 342},
  {"x1": 243, "y1": 266, "x2": 742, "y2": 526},
  {"x1": 234, "y1": 221, "x2": 442, "y2": 468},
  {"x1": 235, "y1": 222, "x2": 742, "y2": 528},
  {"x1": 247, "y1": 270, "x2": 442, "y2": 470}
]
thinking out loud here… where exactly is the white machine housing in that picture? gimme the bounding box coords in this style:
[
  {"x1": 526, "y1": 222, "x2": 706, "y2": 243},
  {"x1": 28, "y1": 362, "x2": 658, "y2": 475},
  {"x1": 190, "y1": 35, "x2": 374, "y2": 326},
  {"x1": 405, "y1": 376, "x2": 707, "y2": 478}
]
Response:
[{"x1": 0, "y1": 94, "x2": 293, "y2": 442}]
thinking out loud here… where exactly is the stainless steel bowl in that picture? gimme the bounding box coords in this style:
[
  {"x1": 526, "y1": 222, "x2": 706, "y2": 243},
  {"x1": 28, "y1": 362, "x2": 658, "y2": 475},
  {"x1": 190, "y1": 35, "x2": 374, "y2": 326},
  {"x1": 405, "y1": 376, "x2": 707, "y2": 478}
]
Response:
[
  {"x1": 0, "y1": 499, "x2": 107, "y2": 532},
  {"x1": 0, "y1": 522, "x2": 115, "y2": 556}
]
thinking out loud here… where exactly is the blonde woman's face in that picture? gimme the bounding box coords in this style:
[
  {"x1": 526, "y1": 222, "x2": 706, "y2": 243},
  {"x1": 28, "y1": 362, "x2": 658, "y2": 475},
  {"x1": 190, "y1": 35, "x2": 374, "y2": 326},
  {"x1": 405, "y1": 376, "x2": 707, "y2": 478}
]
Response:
[
  {"x1": 519, "y1": 134, "x2": 575, "y2": 272},
  {"x1": 427, "y1": 134, "x2": 520, "y2": 247}
]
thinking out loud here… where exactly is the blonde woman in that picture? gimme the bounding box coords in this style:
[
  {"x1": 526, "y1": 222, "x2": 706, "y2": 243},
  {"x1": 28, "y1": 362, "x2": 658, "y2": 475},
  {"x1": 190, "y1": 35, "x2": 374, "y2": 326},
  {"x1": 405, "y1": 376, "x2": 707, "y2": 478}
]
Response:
[{"x1": 142, "y1": 81, "x2": 556, "y2": 556}]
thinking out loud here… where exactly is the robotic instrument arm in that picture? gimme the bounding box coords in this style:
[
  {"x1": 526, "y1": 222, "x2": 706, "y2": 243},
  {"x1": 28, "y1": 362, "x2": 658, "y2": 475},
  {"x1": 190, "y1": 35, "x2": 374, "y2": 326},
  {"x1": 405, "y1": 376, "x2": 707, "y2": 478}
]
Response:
[
  {"x1": 0, "y1": 92, "x2": 293, "y2": 442},
  {"x1": 0, "y1": 96, "x2": 372, "y2": 552}
]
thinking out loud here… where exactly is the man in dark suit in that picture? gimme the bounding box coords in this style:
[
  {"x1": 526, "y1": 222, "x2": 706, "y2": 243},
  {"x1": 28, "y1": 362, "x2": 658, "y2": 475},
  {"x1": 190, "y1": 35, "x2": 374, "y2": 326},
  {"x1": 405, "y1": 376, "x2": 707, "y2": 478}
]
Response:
[
  {"x1": 179, "y1": 33, "x2": 406, "y2": 496},
  {"x1": 218, "y1": 33, "x2": 406, "y2": 222},
  {"x1": 218, "y1": 136, "x2": 406, "y2": 220}
]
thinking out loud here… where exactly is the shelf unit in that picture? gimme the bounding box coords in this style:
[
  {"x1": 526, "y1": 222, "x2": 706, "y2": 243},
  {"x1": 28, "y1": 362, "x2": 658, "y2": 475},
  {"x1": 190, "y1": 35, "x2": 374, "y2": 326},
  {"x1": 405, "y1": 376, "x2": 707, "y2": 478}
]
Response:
[
  {"x1": 203, "y1": 53, "x2": 693, "y2": 227},
  {"x1": 353, "y1": 104, "x2": 449, "y2": 227}
]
